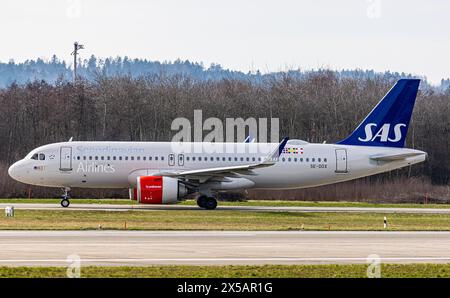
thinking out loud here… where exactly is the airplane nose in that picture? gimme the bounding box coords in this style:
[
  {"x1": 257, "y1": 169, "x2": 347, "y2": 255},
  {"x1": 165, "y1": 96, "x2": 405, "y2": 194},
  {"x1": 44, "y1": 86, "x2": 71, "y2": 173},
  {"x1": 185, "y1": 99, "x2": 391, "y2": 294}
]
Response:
[{"x1": 8, "y1": 162, "x2": 21, "y2": 181}]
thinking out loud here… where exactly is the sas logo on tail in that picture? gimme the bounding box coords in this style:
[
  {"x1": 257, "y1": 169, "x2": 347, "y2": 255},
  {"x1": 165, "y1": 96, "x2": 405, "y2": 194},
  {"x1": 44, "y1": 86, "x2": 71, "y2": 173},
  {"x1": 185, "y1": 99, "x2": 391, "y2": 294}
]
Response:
[{"x1": 358, "y1": 123, "x2": 406, "y2": 142}]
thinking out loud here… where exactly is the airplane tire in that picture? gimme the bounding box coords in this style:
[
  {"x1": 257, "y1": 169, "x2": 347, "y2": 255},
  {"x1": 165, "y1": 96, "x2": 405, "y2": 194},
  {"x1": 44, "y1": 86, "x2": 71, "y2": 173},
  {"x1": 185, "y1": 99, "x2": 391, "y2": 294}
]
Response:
[
  {"x1": 204, "y1": 197, "x2": 217, "y2": 210},
  {"x1": 197, "y1": 195, "x2": 207, "y2": 208},
  {"x1": 61, "y1": 199, "x2": 70, "y2": 208}
]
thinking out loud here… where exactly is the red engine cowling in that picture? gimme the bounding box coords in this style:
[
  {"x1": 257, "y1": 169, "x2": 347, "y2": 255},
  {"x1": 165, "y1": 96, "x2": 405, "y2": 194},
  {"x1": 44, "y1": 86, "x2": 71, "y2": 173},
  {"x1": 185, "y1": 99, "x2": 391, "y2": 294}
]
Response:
[{"x1": 136, "y1": 176, "x2": 188, "y2": 204}]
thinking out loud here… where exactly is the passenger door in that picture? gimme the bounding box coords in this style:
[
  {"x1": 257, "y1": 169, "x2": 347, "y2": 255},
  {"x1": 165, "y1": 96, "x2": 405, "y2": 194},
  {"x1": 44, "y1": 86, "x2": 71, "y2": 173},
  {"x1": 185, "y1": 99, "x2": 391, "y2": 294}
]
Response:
[
  {"x1": 60, "y1": 147, "x2": 73, "y2": 171},
  {"x1": 335, "y1": 149, "x2": 348, "y2": 173}
]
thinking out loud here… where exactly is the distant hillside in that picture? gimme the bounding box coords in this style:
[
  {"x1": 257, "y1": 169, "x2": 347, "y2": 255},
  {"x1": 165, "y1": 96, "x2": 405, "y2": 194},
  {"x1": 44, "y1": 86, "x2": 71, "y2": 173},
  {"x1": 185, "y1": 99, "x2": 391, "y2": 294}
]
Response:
[{"x1": 1, "y1": 55, "x2": 447, "y2": 91}]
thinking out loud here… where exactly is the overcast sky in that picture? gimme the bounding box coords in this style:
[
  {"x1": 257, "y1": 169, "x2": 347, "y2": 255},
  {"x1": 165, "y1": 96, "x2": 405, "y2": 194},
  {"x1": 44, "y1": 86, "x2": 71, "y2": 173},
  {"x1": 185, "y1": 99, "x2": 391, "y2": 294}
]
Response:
[{"x1": 1, "y1": 0, "x2": 449, "y2": 84}]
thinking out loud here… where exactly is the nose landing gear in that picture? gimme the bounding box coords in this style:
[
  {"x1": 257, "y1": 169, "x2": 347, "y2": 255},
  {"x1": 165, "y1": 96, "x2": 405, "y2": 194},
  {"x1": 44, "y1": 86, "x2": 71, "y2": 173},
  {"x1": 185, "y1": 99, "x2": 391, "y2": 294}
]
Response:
[{"x1": 60, "y1": 187, "x2": 71, "y2": 208}]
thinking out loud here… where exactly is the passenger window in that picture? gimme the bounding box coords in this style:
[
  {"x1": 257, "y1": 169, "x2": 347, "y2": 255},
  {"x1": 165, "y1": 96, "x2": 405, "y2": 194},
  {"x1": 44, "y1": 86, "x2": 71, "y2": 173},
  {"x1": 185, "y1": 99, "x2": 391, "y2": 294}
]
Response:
[
  {"x1": 143, "y1": 156, "x2": 146, "y2": 161},
  {"x1": 113, "y1": 156, "x2": 116, "y2": 161},
  {"x1": 258, "y1": 157, "x2": 261, "y2": 161},
  {"x1": 101, "y1": 156, "x2": 104, "y2": 161},
  {"x1": 131, "y1": 156, "x2": 134, "y2": 161},
  {"x1": 246, "y1": 157, "x2": 250, "y2": 162},
  {"x1": 186, "y1": 157, "x2": 190, "y2": 161},
  {"x1": 318, "y1": 158, "x2": 321, "y2": 162},
  {"x1": 155, "y1": 157, "x2": 158, "y2": 161},
  {"x1": 198, "y1": 157, "x2": 202, "y2": 161},
  {"x1": 288, "y1": 158, "x2": 291, "y2": 162},
  {"x1": 77, "y1": 156, "x2": 81, "y2": 160},
  {"x1": 107, "y1": 156, "x2": 111, "y2": 161},
  {"x1": 161, "y1": 156, "x2": 164, "y2": 161},
  {"x1": 89, "y1": 156, "x2": 93, "y2": 160},
  {"x1": 294, "y1": 158, "x2": 297, "y2": 162},
  {"x1": 306, "y1": 158, "x2": 309, "y2": 162},
  {"x1": 234, "y1": 157, "x2": 238, "y2": 161},
  {"x1": 149, "y1": 156, "x2": 152, "y2": 161},
  {"x1": 125, "y1": 156, "x2": 129, "y2": 161},
  {"x1": 83, "y1": 156, "x2": 86, "y2": 160},
  {"x1": 119, "y1": 156, "x2": 122, "y2": 161},
  {"x1": 324, "y1": 158, "x2": 327, "y2": 162},
  {"x1": 240, "y1": 157, "x2": 244, "y2": 162},
  {"x1": 228, "y1": 157, "x2": 232, "y2": 162},
  {"x1": 222, "y1": 157, "x2": 225, "y2": 161},
  {"x1": 252, "y1": 157, "x2": 256, "y2": 162},
  {"x1": 312, "y1": 158, "x2": 315, "y2": 162},
  {"x1": 216, "y1": 157, "x2": 220, "y2": 161},
  {"x1": 210, "y1": 157, "x2": 214, "y2": 161},
  {"x1": 95, "y1": 156, "x2": 99, "y2": 161}
]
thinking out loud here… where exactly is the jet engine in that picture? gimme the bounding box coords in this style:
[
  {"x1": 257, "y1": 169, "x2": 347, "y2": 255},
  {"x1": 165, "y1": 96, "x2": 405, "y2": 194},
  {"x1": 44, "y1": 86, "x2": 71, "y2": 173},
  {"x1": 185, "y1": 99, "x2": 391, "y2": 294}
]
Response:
[{"x1": 136, "y1": 176, "x2": 189, "y2": 204}]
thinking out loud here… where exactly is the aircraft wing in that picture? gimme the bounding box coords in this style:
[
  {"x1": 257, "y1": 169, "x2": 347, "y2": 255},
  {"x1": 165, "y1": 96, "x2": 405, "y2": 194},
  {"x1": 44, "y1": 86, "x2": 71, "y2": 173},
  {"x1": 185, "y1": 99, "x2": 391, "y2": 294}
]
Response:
[
  {"x1": 154, "y1": 138, "x2": 289, "y2": 178},
  {"x1": 370, "y1": 152, "x2": 425, "y2": 161}
]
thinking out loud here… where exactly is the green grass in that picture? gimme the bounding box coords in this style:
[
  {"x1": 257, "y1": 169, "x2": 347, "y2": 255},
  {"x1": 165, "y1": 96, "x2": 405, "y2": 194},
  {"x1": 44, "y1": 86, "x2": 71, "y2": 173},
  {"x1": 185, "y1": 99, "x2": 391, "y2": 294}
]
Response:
[
  {"x1": 1, "y1": 264, "x2": 450, "y2": 278},
  {"x1": 0, "y1": 198, "x2": 449, "y2": 209},
  {"x1": 1, "y1": 209, "x2": 450, "y2": 231}
]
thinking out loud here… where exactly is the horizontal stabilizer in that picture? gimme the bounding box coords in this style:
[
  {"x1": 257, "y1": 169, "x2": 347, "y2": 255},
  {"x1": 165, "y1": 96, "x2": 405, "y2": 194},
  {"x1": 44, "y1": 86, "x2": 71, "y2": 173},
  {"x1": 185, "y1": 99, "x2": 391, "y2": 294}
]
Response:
[{"x1": 370, "y1": 152, "x2": 425, "y2": 161}]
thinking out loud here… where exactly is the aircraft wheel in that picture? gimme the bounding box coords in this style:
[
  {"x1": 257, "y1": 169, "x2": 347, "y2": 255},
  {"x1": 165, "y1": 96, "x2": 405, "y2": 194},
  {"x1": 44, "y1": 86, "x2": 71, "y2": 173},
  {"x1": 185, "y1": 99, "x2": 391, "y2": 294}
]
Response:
[
  {"x1": 204, "y1": 197, "x2": 217, "y2": 210},
  {"x1": 61, "y1": 199, "x2": 70, "y2": 208},
  {"x1": 197, "y1": 195, "x2": 207, "y2": 208}
]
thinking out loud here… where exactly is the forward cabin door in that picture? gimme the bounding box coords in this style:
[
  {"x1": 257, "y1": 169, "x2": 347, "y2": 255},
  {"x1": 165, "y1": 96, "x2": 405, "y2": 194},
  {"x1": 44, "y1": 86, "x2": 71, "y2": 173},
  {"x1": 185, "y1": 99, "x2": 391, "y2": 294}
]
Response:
[
  {"x1": 60, "y1": 147, "x2": 73, "y2": 171},
  {"x1": 335, "y1": 149, "x2": 348, "y2": 173}
]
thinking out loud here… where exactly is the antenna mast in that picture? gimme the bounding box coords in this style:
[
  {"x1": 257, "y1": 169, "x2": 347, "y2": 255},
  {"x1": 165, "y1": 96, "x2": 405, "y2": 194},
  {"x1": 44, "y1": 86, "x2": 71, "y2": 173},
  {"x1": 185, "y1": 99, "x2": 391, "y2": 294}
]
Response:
[{"x1": 71, "y1": 42, "x2": 85, "y2": 82}]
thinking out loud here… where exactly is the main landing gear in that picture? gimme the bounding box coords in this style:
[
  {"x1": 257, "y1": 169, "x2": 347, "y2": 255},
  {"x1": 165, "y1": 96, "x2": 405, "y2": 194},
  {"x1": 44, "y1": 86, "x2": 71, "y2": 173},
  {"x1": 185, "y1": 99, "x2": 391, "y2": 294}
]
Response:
[
  {"x1": 60, "y1": 187, "x2": 71, "y2": 208},
  {"x1": 196, "y1": 195, "x2": 218, "y2": 210}
]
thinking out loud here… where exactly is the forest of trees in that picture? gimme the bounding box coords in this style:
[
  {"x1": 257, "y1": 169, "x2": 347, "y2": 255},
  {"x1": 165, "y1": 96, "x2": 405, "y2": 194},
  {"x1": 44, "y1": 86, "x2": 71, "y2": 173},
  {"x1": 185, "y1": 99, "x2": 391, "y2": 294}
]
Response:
[
  {"x1": 0, "y1": 62, "x2": 449, "y2": 202},
  {"x1": 2, "y1": 55, "x2": 450, "y2": 92}
]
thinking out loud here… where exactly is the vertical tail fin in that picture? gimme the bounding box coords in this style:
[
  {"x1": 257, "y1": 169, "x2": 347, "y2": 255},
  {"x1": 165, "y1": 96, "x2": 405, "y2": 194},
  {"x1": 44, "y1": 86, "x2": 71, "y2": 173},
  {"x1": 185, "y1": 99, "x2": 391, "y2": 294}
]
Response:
[{"x1": 337, "y1": 79, "x2": 420, "y2": 148}]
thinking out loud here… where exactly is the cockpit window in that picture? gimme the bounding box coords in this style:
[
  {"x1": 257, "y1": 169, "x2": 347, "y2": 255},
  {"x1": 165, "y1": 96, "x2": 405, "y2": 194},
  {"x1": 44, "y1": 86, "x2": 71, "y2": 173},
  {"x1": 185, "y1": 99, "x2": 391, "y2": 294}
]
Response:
[
  {"x1": 31, "y1": 154, "x2": 39, "y2": 160},
  {"x1": 39, "y1": 154, "x2": 45, "y2": 160}
]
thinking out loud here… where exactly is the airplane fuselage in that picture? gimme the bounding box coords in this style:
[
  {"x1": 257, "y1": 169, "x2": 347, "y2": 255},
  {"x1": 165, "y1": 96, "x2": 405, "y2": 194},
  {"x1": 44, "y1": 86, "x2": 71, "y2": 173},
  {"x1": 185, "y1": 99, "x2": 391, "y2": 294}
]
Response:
[{"x1": 8, "y1": 141, "x2": 426, "y2": 191}]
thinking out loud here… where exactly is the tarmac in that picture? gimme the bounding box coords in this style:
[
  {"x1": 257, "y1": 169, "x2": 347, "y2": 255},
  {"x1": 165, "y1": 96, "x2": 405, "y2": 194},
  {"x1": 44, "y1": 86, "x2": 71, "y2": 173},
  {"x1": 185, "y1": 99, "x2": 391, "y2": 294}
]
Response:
[
  {"x1": 1, "y1": 203, "x2": 450, "y2": 214},
  {"x1": 1, "y1": 231, "x2": 449, "y2": 266}
]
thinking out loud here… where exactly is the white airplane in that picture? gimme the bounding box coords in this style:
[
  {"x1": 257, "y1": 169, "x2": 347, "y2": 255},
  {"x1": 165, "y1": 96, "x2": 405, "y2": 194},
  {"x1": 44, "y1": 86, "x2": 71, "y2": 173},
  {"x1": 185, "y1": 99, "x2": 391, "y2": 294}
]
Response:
[{"x1": 8, "y1": 79, "x2": 427, "y2": 210}]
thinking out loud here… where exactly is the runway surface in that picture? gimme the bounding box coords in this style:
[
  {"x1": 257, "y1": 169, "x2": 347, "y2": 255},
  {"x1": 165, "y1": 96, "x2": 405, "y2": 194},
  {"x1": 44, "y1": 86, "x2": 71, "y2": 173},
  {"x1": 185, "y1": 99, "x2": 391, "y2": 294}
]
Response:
[
  {"x1": 1, "y1": 231, "x2": 450, "y2": 266},
  {"x1": 1, "y1": 203, "x2": 450, "y2": 214}
]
